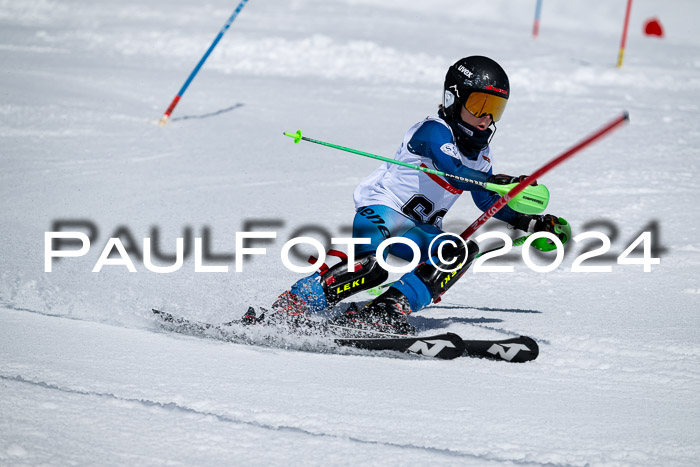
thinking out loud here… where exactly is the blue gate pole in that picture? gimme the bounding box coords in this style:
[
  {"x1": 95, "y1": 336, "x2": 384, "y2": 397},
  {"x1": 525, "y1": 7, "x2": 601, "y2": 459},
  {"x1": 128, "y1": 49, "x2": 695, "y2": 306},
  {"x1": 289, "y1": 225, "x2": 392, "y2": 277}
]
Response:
[
  {"x1": 159, "y1": 0, "x2": 250, "y2": 127},
  {"x1": 533, "y1": 0, "x2": 543, "y2": 38}
]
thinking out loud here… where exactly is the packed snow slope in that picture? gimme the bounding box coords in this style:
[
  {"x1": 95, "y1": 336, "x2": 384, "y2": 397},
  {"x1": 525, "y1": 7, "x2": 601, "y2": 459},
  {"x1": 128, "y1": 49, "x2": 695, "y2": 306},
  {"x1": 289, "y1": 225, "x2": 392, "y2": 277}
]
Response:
[{"x1": 1, "y1": 0, "x2": 699, "y2": 465}]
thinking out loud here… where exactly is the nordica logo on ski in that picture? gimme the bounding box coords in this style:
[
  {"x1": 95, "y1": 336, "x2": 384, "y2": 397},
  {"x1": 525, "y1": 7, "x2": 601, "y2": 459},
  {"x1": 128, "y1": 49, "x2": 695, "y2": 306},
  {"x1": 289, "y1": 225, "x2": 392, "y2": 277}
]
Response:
[
  {"x1": 407, "y1": 339, "x2": 456, "y2": 357},
  {"x1": 487, "y1": 343, "x2": 531, "y2": 361}
]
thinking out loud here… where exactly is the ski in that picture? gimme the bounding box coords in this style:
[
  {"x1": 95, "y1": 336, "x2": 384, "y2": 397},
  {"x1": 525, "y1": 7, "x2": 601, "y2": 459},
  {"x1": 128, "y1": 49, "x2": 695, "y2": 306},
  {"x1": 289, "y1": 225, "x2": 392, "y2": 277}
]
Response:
[
  {"x1": 462, "y1": 336, "x2": 539, "y2": 362},
  {"x1": 152, "y1": 309, "x2": 249, "y2": 342},
  {"x1": 334, "y1": 333, "x2": 538, "y2": 362},
  {"x1": 152, "y1": 309, "x2": 539, "y2": 362}
]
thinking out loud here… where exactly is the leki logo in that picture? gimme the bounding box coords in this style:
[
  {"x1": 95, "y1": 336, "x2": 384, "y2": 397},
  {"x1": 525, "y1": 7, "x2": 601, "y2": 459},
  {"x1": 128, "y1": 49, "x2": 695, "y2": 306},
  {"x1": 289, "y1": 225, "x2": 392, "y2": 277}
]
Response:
[
  {"x1": 487, "y1": 343, "x2": 530, "y2": 361},
  {"x1": 335, "y1": 277, "x2": 365, "y2": 294},
  {"x1": 407, "y1": 339, "x2": 455, "y2": 357},
  {"x1": 484, "y1": 84, "x2": 508, "y2": 95}
]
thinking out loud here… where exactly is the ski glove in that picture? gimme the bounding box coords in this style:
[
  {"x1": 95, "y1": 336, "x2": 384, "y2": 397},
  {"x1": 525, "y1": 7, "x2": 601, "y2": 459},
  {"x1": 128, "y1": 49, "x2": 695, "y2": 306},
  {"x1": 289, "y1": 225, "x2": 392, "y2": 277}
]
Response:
[
  {"x1": 488, "y1": 174, "x2": 538, "y2": 186},
  {"x1": 514, "y1": 214, "x2": 570, "y2": 242}
]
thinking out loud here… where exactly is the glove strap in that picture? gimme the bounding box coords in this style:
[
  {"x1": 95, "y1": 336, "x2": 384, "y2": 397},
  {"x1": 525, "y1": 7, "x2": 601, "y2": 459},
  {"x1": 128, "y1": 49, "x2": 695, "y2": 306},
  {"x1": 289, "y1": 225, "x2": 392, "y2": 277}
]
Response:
[
  {"x1": 513, "y1": 215, "x2": 538, "y2": 232},
  {"x1": 525, "y1": 218, "x2": 537, "y2": 232}
]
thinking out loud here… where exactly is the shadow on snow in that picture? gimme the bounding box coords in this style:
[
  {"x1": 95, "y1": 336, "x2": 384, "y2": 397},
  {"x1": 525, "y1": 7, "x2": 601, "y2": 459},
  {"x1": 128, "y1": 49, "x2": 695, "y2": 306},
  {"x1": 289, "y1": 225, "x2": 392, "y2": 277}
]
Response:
[{"x1": 171, "y1": 103, "x2": 244, "y2": 122}]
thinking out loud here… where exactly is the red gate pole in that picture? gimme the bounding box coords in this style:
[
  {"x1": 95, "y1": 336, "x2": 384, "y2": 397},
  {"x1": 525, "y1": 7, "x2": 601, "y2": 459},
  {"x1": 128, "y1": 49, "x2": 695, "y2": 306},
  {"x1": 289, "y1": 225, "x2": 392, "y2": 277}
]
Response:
[
  {"x1": 617, "y1": 0, "x2": 634, "y2": 67},
  {"x1": 459, "y1": 113, "x2": 629, "y2": 240}
]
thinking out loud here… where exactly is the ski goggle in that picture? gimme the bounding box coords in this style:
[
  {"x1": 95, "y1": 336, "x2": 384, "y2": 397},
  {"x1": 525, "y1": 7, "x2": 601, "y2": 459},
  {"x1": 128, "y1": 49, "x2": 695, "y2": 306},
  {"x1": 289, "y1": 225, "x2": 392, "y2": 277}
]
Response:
[{"x1": 464, "y1": 92, "x2": 508, "y2": 122}]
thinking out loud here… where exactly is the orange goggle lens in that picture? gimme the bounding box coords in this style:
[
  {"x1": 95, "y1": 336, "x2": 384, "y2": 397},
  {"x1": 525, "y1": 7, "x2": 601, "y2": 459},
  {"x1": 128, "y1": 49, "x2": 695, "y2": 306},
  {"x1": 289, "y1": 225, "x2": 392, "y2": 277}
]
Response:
[{"x1": 464, "y1": 92, "x2": 508, "y2": 122}]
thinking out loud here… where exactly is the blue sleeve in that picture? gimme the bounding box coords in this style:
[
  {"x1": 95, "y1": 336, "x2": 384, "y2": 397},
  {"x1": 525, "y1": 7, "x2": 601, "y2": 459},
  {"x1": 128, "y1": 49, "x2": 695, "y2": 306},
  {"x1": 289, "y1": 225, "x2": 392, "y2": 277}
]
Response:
[
  {"x1": 470, "y1": 174, "x2": 521, "y2": 225},
  {"x1": 408, "y1": 120, "x2": 521, "y2": 225},
  {"x1": 407, "y1": 121, "x2": 489, "y2": 192}
]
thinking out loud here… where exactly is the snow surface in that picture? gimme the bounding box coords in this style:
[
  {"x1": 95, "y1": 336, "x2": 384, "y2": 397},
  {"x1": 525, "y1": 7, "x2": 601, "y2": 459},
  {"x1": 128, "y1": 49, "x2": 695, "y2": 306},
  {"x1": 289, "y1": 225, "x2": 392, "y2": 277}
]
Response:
[{"x1": 1, "y1": 0, "x2": 699, "y2": 465}]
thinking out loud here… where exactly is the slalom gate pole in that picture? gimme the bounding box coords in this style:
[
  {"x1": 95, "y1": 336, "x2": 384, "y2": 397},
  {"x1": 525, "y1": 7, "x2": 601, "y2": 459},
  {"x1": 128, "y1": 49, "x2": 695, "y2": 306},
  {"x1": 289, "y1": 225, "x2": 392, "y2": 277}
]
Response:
[
  {"x1": 532, "y1": 0, "x2": 543, "y2": 38},
  {"x1": 158, "y1": 0, "x2": 250, "y2": 127},
  {"x1": 283, "y1": 130, "x2": 549, "y2": 215},
  {"x1": 617, "y1": 0, "x2": 633, "y2": 67},
  {"x1": 459, "y1": 112, "x2": 630, "y2": 240}
]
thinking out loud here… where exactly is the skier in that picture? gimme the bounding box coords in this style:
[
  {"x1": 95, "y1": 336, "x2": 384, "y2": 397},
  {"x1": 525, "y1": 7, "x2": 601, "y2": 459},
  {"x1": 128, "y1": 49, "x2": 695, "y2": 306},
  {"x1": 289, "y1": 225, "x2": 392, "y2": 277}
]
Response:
[{"x1": 258, "y1": 56, "x2": 568, "y2": 334}]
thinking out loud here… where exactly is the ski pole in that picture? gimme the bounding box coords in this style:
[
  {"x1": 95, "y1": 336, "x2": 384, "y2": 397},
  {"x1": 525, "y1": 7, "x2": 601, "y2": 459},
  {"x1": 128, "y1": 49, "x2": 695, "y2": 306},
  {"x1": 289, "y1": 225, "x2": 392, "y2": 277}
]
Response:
[
  {"x1": 367, "y1": 234, "x2": 532, "y2": 295},
  {"x1": 283, "y1": 130, "x2": 549, "y2": 215},
  {"x1": 459, "y1": 112, "x2": 629, "y2": 240},
  {"x1": 158, "y1": 0, "x2": 250, "y2": 127}
]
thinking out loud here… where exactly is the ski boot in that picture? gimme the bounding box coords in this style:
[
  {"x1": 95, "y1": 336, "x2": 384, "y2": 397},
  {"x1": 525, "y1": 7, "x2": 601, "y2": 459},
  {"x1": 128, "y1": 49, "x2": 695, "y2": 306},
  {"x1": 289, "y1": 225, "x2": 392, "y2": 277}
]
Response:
[
  {"x1": 316, "y1": 252, "x2": 388, "y2": 310},
  {"x1": 247, "y1": 251, "x2": 388, "y2": 318},
  {"x1": 241, "y1": 250, "x2": 389, "y2": 331},
  {"x1": 241, "y1": 290, "x2": 312, "y2": 328},
  {"x1": 240, "y1": 307, "x2": 266, "y2": 325},
  {"x1": 331, "y1": 287, "x2": 416, "y2": 335}
]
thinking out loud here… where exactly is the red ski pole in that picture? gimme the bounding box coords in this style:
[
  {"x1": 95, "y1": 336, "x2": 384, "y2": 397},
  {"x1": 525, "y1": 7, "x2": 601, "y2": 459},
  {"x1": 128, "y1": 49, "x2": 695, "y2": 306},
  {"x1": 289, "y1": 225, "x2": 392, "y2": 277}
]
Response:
[{"x1": 460, "y1": 112, "x2": 630, "y2": 240}]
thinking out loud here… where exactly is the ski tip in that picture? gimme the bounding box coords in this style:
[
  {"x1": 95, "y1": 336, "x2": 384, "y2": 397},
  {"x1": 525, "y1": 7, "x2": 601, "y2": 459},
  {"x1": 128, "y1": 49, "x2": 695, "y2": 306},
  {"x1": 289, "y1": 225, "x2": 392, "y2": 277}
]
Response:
[
  {"x1": 462, "y1": 335, "x2": 539, "y2": 363},
  {"x1": 622, "y1": 110, "x2": 630, "y2": 122},
  {"x1": 520, "y1": 335, "x2": 539, "y2": 361},
  {"x1": 493, "y1": 335, "x2": 539, "y2": 363},
  {"x1": 152, "y1": 309, "x2": 171, "y2": 319}
]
